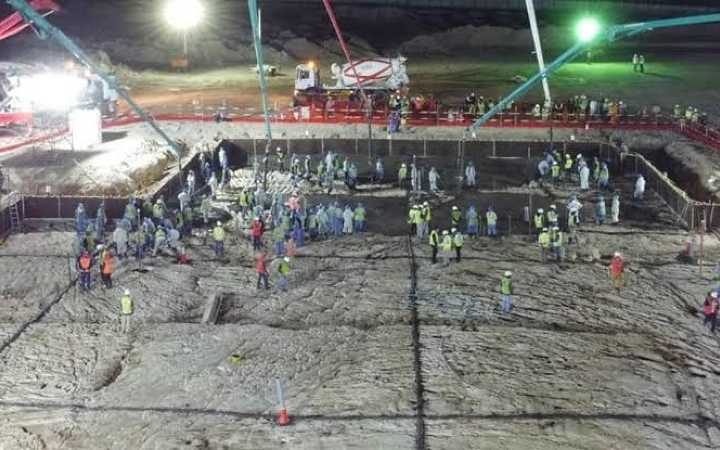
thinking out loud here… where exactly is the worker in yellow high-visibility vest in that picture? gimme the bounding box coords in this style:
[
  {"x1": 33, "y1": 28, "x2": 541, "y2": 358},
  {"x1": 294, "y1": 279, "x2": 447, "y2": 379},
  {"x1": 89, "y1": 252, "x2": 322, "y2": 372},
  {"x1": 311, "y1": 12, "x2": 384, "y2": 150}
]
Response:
[{"x1": 120, "y1": 289, "x2": 133, "y2": 334}]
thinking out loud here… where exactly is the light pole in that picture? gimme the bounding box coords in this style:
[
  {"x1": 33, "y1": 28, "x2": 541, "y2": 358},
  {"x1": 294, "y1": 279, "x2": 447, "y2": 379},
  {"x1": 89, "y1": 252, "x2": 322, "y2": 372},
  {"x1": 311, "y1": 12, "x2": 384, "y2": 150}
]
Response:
[{"x1": 163, "y1": 0, "x2": 204, "y2": 61}]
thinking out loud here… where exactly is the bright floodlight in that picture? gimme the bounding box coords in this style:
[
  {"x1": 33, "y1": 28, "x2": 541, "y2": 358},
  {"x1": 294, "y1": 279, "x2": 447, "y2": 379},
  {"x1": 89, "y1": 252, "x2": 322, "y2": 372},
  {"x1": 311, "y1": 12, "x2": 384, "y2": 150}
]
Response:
[
  {"x1": 16, "y1": 72, "x2": 87, "y2": 111},
  {"x1": 164, "y1": 0, "x2": 204, "y2": 30},
  {"x1": 576, "y1": 17, "x2": 601, "y2": 43}
]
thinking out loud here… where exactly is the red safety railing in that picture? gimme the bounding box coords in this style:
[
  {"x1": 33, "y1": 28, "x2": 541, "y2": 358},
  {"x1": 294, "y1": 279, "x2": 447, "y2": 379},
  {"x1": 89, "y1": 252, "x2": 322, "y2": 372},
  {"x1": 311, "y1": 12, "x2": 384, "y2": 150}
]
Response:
[{"x1": 0, "y1": 105, "x2": 718, "y2": 154}]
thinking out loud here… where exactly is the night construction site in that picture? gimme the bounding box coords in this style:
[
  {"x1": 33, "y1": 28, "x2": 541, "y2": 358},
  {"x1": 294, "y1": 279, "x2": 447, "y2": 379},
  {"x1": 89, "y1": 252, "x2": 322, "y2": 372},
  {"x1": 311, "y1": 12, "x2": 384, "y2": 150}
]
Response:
[{"x1": 1, "y1": 0, "x2": 720, "y2": 449}]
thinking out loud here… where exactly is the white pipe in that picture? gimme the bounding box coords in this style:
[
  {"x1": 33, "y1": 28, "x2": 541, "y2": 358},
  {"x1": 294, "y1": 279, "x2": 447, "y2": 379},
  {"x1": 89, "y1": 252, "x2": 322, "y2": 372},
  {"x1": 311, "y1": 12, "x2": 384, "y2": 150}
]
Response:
[{"x1": 525, "y1": 0, "x2": 551, "y2": 104}]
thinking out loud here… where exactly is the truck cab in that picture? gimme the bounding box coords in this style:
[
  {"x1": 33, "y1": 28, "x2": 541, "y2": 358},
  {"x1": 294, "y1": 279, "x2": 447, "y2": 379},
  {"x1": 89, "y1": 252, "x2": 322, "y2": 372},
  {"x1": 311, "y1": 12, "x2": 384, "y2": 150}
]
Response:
[{"x1": 294, "y1": 62, "x2": 320, "y2": 92}]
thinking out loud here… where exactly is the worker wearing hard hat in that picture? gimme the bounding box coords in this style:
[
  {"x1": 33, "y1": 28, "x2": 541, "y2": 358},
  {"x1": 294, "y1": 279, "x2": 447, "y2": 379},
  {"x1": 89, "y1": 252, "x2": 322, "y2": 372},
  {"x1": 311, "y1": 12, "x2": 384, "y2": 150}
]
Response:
[
  {"x1": 120, "y1": 289, "x2": 133, "y2": 334},
  {"x1": 500, "y1": 271, "x2": 513, "y2": 314},
  {"x1": 212, "y1": 221, "x2": 225, "y2": 258}
]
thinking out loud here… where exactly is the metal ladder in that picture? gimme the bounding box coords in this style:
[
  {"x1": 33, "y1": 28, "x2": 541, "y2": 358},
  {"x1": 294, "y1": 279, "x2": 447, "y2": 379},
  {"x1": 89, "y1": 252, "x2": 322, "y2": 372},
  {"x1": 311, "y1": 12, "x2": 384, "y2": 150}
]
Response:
[{"x1": 7, "y1": 192, "x2": 21, "y2": 233}]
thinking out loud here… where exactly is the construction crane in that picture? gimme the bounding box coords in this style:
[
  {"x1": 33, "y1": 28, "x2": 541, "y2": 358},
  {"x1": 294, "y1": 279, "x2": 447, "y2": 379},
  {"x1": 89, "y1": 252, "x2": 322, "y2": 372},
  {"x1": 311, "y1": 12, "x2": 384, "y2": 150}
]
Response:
[
  {"x1": 6, "y1": 0, "x2": 182, "y2": 158},
  {"x1": 471, "y1": 13, "x2": 720, "y2": 129}
]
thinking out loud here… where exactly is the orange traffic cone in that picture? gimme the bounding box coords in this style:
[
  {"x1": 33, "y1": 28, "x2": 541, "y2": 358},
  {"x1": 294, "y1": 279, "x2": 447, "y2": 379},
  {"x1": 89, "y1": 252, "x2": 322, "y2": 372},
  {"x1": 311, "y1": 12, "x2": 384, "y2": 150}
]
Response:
[{"x1": 276, "y1": 408, "x2": 290, "y2": 426}]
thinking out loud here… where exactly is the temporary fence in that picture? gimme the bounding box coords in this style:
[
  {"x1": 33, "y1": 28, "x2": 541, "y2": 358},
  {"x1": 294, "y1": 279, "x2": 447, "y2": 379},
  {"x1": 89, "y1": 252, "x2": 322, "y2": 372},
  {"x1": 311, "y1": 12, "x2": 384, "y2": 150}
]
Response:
[{"x1": 622, "y1": 152, "x2": 716, "y2": 230}]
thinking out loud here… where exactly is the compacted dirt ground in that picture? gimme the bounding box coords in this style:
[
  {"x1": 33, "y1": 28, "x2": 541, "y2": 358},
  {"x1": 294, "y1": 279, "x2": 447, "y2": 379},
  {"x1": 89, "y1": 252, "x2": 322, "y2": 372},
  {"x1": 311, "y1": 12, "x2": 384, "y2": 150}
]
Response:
[{"x1": 2, "y1": 152, "x2": 720, "y2": 448}]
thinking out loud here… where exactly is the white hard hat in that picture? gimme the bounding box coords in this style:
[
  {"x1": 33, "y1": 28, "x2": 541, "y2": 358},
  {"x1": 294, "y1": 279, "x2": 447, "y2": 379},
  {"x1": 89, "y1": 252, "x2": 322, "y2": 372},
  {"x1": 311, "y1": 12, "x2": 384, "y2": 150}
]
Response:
[
  {"x1": 451, "y1": 228, "x2": 457, "y2": 233},
  {"x1": 614, "y1": 252, "x2": 621, "y2": 257},
  {"x1": 284, "y1": 256, "x2": 290, "y2": 262},
  {"x1": 713, "y1": 292, "x2": 718, "y2": 298},
  {"x1": 504, "y1": 271, "x2": 512, "y2": 277},
  {"x1": 538, "y1": 208, "x2": 544, "y2": 213},
  {"x1": 550, "y1": 204, "x2": 556, "y2": 209},
  {"x1": 124, "y1": 289, "x2": 130, "y2": 295},
  {"x1": 217, "y1": 221, "x2": 222, "y2": 226},
  {"x1": 423, "y1": 201, "x2": 429, "y2": 206},
  {"x1": 452, "y1": 206, "x2": 458, "y2": 210},
  {"x1": 442, "y1": 230, "x2": 449, "y2": 235}
]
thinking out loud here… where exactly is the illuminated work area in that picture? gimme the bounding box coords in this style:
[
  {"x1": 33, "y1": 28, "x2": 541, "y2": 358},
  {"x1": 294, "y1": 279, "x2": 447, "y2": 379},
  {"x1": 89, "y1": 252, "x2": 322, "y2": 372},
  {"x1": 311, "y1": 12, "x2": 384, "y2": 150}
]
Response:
[{"x1": 0, "y1": 1, "x2": 720, "y2": 449}]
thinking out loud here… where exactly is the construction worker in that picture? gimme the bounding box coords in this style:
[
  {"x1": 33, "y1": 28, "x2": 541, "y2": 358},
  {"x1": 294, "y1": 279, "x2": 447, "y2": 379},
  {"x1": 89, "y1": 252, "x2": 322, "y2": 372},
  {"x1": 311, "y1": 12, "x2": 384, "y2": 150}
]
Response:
[
  {"x1": 96, "y1": 201, "x2": 107, "y2": 240},
  {"x1": 465, "y1": 161, "x2": 476, "y2": 188},
  {"x1": 634, "y1": 175, "x2": 646, "y2": 201},
  {"x1": 579, "y1": 163, "x2": 590, "y2": 191},
  {"x1": 591, "y1": 157, "x2": 601, "y2": 183},
  {"x1": 609, "y1": 252, "x2": 625, "y2": 291},
  {"x1": 564, "y1": 153, "x2": 573, "y2": 180},
  {"x1": 452, "y1": 228, "x2": 464, "y2": 262},
  {"x1": 486, "y1": 207, "x2": 497, "y2": 237},
  {"x1": 153, "y1": 199, "x2": 165, "y2": 225},
  {"x1": 398, "y1": 163, "x2": 408, "y2": 188},
  {"x1": 408, "y1": 205, "x2": 419, "y2": 236},
  {"x1": 120, "y1": 289, "x2": 133, "y2": 334},
  {"x1": 551, "y1": 161, "x2": 560, "y2": 185},
  {"x1": 374, "y1": 159, "x2": 384, "y2": 184},
  {"x1": 272, "y1": 223, "x2": 286, "y2": 257},
  {"x1": 77, "y1": 249, "x2": 92, "y2": 291},
  {"x1": 342, "y1": 205, "x2": 354, "y2": 234},
  {"x1": 500, "y1": 271, "x2": 513, "y2": 314},
  {"x1": 186, "y1": 169, "x2": 196, "y2": 197},
  {"x1": 429, "y1": 228, "x2": 439, "y2": 264},
  {"x1": 212, "y1": 221, "x2": 225, "y2": 257},
  {"x1": 277, "y1": 256, "x2": 291, "y2": 291},
  {"x1": 440, "y1": 230, "x2": 453, "y2": 266},
  {"x1": 275, "y1": 146, "x2": 285, "y2": 172},
  {"x1": 354, "y1": 203, "x2": 366, "y2": 233},
  {"x1": 420, "y1": 202, "x2": 431, "y2": 238},
  {"x1": 428, "y1": 167, "x2": 440, "y2": 193},
  {"x1": 703, "y1": 292, "x2": 719, "y2": 333},
  {"x1": 124, "y1": 199, "x2": 138, "y2": 230},
  {"x1": 449, "y1": 205, "x2": 463, "y2": 229},
  {"x1": 466, "y1": 206, "x2": 479, "y2": 238},
  {"x1": 546, "y1": 204, "x2": 558, "y2": 228},
  {"x1": 611, "y1": 191, "x2": 621, "y2": 224},
  {"x1": 100, "y1": 249, "x2": 114, "y2": 289},
  {"x1": 256, "y1": 252, "x2": 269, "y2": 290},
  {"x1": 153, "y1": 226, "x2": 167, "y2": 257},
  {"x1": 251, "y1": 217, "x2": 265, "y2": 250},
  {"x1": 595, "y1": 194, "x2": 606, "y2": 225},
  {"x1": 533, "y1": 208, "x2": 545, "y2": 234},
  {"x1": 132, "y1": 227, "x2": 146, "y2": 262},
  {"x1": 551, "y1": 226, "x2": 564, "y2": 261},
  {"x1": 538, "y1": 227, "x2": 551, "y2": 262},
  {"x1": 598, "y1": 163, "x2": 610, "y2": 190},
  {"x1": 411, "y1": 163, "x2": 421, "y2": 192}
]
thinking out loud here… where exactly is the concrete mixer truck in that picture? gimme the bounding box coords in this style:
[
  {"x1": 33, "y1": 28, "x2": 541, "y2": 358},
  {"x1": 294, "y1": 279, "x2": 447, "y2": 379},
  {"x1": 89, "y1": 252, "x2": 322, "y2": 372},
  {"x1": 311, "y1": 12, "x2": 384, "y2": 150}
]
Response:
[{"x1": 293, "y1": 56, "x2": 409, "y2": 108}]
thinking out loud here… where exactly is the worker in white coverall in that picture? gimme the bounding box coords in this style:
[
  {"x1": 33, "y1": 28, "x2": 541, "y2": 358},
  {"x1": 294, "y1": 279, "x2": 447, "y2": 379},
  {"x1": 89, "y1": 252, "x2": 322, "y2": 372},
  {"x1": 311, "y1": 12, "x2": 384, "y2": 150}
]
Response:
[
  {"x1": 428, "y1": 167, "x2": 440, "y2": 193},
  {"x1": 579, "y1": 164, "x2": 590, "y2": 191},
  {"x1": 410, "y1": 163, "x2": 418, "y2": 191},
  {"x1": 634, "y1": 175, "x2": 646, "y2": 200},
  {"x1": 611, "y1": 192, "x2": 621, "y2": 224},
  {"x1": 465, "y1": 161, "x2": 476, "y2": 187},
  {"x1": 342, "y1": 205, "x2": 354, "y2": 234},
  {"x1": 113, "y1": 225, "x2": 128, "y2": 259}
]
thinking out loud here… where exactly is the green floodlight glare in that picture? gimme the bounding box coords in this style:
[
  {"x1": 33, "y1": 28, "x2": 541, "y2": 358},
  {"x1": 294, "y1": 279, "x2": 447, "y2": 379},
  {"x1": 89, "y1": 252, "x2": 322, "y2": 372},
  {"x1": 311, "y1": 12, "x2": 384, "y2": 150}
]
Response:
[{"x1": 576, "y1": 17, "x2": 601, "y2": 43}]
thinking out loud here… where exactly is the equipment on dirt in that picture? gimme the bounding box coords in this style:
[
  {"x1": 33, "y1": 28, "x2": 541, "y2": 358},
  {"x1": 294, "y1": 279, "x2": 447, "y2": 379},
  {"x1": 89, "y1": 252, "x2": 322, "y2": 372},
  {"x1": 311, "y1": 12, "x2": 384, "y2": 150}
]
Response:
[
  {"x1": 293, "y1": 57, "x2": 409, "y2": 107},
  {"x1": 252, "y1": 64, "x2": 277, "y2": 77},
  {"x1": 7, "y1": 0, "x2": 181, "y2": 158}
]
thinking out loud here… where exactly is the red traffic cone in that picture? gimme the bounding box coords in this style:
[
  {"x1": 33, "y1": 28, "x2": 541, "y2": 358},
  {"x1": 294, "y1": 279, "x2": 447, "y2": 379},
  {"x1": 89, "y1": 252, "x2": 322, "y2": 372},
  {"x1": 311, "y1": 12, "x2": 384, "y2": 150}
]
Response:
[{"x1": 276, "y1": 408, "x2": 290, "y2": 426}]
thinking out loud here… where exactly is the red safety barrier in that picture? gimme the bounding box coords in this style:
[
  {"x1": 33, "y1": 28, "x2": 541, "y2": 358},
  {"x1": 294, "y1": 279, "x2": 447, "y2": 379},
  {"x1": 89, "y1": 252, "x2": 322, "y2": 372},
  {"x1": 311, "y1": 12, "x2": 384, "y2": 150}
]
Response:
[{"x1": 0, "y1": 110, "x2": 717, "y2": 154}]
